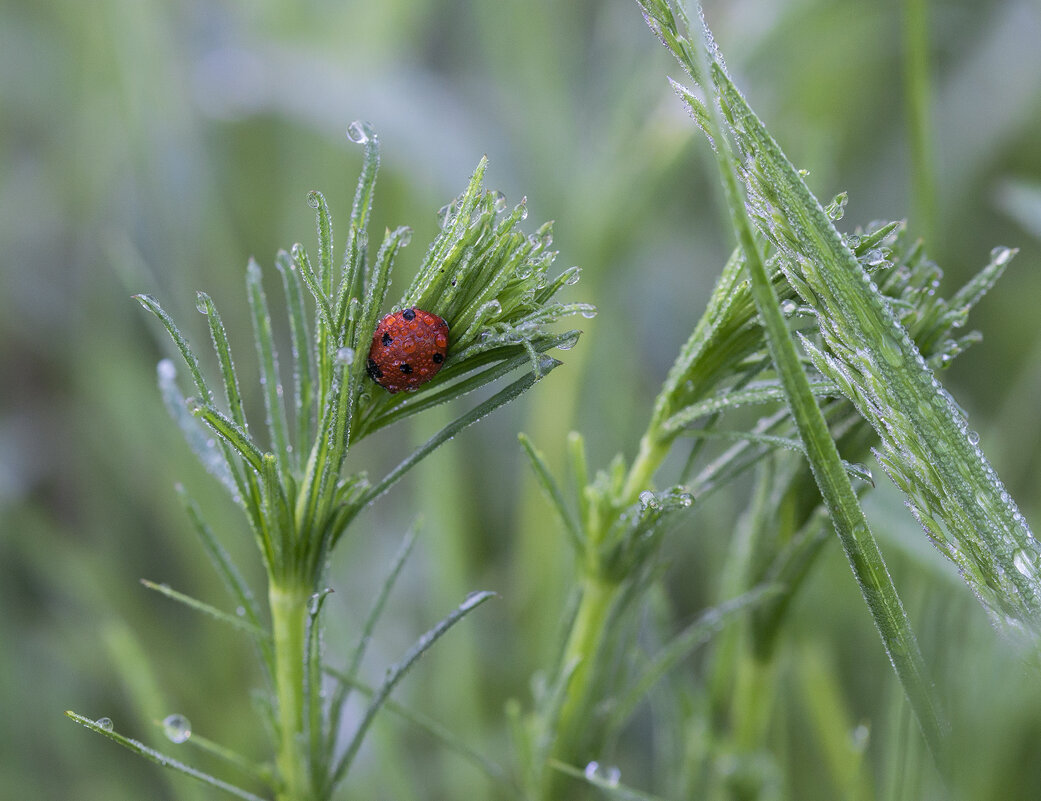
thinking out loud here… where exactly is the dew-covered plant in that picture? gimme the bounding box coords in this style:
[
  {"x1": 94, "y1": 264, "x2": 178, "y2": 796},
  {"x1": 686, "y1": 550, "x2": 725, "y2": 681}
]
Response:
[
  {"x1": 504, "y1": 3, "x2": 1040, "y2": 799},
  {"x1": 66, "y1": 122, "x2": 592, "y2": 801}
]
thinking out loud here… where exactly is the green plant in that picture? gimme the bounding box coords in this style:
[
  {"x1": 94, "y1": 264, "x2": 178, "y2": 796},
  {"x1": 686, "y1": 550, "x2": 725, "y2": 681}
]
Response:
[
  {"x1": 505, "y1": 3, "x2": 1041, "y2": 799},
  {"x1": 67, "y1": 122, "x2": 592, "y2": 801}
]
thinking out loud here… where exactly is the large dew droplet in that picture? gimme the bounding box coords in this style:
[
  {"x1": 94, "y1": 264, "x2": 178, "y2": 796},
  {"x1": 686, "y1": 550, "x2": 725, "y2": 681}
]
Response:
[
  {"x1": 346, "y1": 120, "x2": 373, "y2": 144},
  {"x1": 96, "y1": 717, "x2": 114, "y2": 731},
  {"x1": 162, "y1": 713, "x2": 192, "y2": 744}
]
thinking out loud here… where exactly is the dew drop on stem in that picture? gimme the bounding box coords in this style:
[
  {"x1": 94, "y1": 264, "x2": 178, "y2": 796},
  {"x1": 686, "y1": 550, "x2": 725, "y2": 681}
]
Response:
[{"x1": 96, "y1": 717, "x2": 113, "y2": 731}]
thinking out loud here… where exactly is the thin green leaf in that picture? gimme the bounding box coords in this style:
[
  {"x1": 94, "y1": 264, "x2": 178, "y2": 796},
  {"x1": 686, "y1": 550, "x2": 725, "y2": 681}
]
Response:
[
  {"x1": 196, "y1": 292, "x2": 248, "y2": 432},
  {"x1": 307, "y1": 190, "x2": 335, "y2": 296},
  {"x1": 134, "y1": 294, "x2": 213, "y2": 403},
  {"x1": 356, "y1": 356, "x2": 562, "y2": 512},
  {"x1": 175, "y1": 486, "x2": 269, "y2": 648},
  {"x1": 187, "y1": 399, "x2": 265, "y2": 473},
  {"x1": 276, "y1": 250, "x2": 315, "y2": 471},
  {"x1": 246, "y1": 259, "x2": 291, "y2": 463},
  {"x1": 662, "y1": 378, "x2": 842, "y2": 433},
  {"x1": 323, "y1": 666, "x2": 515, "y2": 792},
  {"x1": 140, "y1": 580, "x2": 270, "y2": 641},
  {"x1": 305, "y1": 587, "x2": 334, "y2": 792},
  {"x1": 158, "y1": 360, "x2": 238, "y2": 496},
  {"x1": 547, "y1": 759, "x2": 671, "y2": 801},
  {"x1": 327, "y1": 591, "x2": 497, "y2": 790},
  {"x1": 519, "y1": 433, "x2": 584, "y2": 551},
  {"x1": 289, "y1": 243, "x2": 334, "y2": 331},
  {"x1": 680, "y1": 427, "x2": 875, "y2": 486},
  {"x1": 65, "y1": 711, "x2": 268, "y2": 801},
  {"x1": 609, "y1": 584, "x2": 780, "y2": 730},
  {"x1": 324, "y1": 526, "x2": 418, "y2": 777}
]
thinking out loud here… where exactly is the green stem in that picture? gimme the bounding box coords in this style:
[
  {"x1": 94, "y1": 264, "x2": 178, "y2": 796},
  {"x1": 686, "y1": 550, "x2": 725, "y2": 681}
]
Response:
[
  {"x1": 270, "y1": 581, "x2": 312, "y2": 801},
  {"x1": 903, "y1": 0, "x2": 936, "y2": 242},
  {"x1": 544, "y1": 573, "x2": 618, "y2": 799},
  {"x1": 621, "y1": 431, "x2": 671, "y2": 505}
]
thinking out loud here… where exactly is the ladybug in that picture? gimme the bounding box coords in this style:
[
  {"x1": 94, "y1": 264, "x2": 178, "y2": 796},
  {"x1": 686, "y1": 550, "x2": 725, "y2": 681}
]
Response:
[{"x1": 366, "y1": 308, "x2": 449, "y2": 393}]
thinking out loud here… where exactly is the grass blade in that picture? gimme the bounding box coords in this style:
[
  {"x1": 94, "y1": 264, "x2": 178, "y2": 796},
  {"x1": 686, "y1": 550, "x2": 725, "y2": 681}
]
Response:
[
  {"x1": 639, "y1": 1, "x2": 948, "y2": 760},
  {"x1": 519, "y1": 433, "x2": 584, "y2": 551},
  {"x1": 355, "y1": 356, "x2": 562, "y2": 513},
  {"x1": 276, "y1": 249, "x2": 315, "y2": 472},
  {"x1": 246, "y1": 259, "x2": 291, "y2": 463},
  {"x1": 324, "y1": 526, "x2": 418, "y2": 774},
  {"x1": 327, "y1": 590, "x2": 497, "y2": 790},
  {"x1": 140, "y1": 579, "x2": 270, "y2": 640},
  {"x1": 64, "y1": 711, "x2": 268, "y2": 801}
]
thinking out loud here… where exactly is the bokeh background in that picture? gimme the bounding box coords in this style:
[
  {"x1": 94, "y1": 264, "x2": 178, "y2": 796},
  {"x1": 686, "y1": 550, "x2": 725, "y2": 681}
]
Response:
[{"x1": 4, "y1": 0, "x2": 1041, "y2": 798}]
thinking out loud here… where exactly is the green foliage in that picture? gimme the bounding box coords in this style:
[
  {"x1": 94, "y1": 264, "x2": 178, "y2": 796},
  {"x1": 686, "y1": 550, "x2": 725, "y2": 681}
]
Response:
[{"x1": 69, "y1": 124, "x2": 589, "y2": 801}]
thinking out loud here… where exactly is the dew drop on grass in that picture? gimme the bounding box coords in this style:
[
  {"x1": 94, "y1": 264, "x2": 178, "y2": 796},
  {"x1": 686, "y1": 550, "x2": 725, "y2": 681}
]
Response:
[
  {"x1": 580, "y1": 307, "x2": 597, "y2": 319},
  {"x1": 195, "y1": 294, "x2": 208, "y2": 314},
  {"x1": 96, "y1": 717, "x2": 114, "y2": 731},
  {"x1": 780, "y1": 299, "x2": 797, "y2": 317},
  {"x1": 584, "y1": 761, "x2": 621, "y2": 787},
  {"x1": 398, "y1": 227, "x2": 413, "y2": 247},
  {"x1": 1014, "y1": 551, "x2": 1038, "y2": 580},
  {"x1": 492, "y1": 191, "x2": 507, "y2": 212},
  {"x1": 967, "y1": 430, "x2": 981, "y2": 446},
  {"x1": 346, "y1": 120, "x2": 372, "y2": 144},
  {"x1": 162, "y1": 713, "x2": 192, "y2": 744}
]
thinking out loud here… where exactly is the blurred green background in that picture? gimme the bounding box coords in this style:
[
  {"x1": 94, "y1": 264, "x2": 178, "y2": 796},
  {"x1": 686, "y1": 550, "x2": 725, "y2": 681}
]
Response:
[{"x1": 4, "y1": 0, "x2": 1041, "y2": 798}]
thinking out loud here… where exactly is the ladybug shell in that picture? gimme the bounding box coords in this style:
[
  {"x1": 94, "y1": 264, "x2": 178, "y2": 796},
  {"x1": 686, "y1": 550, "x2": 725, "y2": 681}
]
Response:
[{"x1": 366, "y1": 308, "x2": 449, "y2": 393}]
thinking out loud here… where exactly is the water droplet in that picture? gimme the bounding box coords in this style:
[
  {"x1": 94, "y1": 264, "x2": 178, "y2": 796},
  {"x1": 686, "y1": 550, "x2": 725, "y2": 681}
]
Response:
[
  {"x1": 990, "y1": 246, "x2": 1015, "y2": 266},
  {"x1": 96, "y1": 717, "x2": 114, "y2": 731},
  {"x1": 780, "y1": 299, "x2": 798, "y2": 317},
  {"x1": 235, "y1": 606, "x2": 246, "y2": 617},
  {"x1": 1014, "y1": 551, "x2": 1037, "y2": 579},
  {"x1": 564, "y1": 270, "x2": 581, "y2": 286},
  {"x1": 162, "y1": 713, "x2": 192, "y2": 744},
  {"x1": 967, "y1": 430, "x2": 980, "y2": 446},
  {"x1": 583, "y1": 761, "x2": 621, "y2": 787},
  {"x1": 580, "y1": 306, "x2": 597, "y2": 319},
  {"x1": 492, "y1": 191, "x2": 507, "y2": 212},
  {"x1": 195, "y1": 293, "x2": 209, "y2": 314},
  {"x1": 346, "y1": 120, "x2": 372, "y2": 144},
  {"x1": 638, "y1": 490, "x2": 655, "y2": 509},
  {"x1": 398, "y1": 227, "x2": 413, "y2": 247},
  {"x1": 336, "y1": 347, "x2": 355, "y2": 366}
]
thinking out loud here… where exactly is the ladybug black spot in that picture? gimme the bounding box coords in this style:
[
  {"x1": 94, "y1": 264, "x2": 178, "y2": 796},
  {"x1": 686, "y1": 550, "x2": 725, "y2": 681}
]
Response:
[
  {"x1": 401, "y1": 308, "x2": 416, "y2": 321},
  {"x1": 432, "y1": 353, "x2": 444, "y2": 364},
  {"x1": 381, "y1": 331, "x2": 392, "y2": 346},
  {"x1": 399, "y1": 363, "x2": 413, "y2": 374},
  {"x1": 366, "y1": 358, "x2": 383, "y2": 380}
]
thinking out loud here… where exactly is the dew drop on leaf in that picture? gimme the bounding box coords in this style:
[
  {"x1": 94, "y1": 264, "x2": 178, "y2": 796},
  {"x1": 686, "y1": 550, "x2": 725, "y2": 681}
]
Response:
[
  {"x1": 96, "y1": 717, "x2": 114, "y2": 731},
  {"x1": 162, "y1": 713, "x2": 192, "y2": 744}
]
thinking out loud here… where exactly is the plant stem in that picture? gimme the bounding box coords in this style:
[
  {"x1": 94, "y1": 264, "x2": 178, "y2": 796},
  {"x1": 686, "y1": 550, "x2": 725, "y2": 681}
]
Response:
[
  {"x1": 544, "y1": 573, "x2": 618, "y2": 798},
  {"x1": 621, "y1": 431, "x2": 670, "y2": 505},
  {"x1": 903, "y1": 0, "x2": 936, "y2": 242},
  {"x1": 270, "y1": 580, "x2": 312, "y2": 801}
]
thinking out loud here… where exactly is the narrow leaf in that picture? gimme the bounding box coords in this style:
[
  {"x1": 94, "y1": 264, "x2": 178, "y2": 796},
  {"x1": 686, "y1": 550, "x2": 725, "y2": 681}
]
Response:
[
  {"x1": 140, "y1": 580, "x2": 270, "y2": 641},
  {"x1": 328, "y1": 591, "x2": 497, "y2": 789},
  {"x1": 246, "y1": 259, "x2": 291, "y2": 463},
  {"x1": 65, "y1": 711, "x2": 268, "y2": 801},
  {"x1": 519, "y1": 433, "x2": 584, "y2": 551}
]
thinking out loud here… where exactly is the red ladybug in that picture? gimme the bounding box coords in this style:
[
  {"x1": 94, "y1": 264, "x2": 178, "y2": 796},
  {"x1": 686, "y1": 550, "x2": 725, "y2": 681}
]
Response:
[{"x1": 366, "y1": 308, "x2": 449, "y2": 393}]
